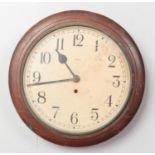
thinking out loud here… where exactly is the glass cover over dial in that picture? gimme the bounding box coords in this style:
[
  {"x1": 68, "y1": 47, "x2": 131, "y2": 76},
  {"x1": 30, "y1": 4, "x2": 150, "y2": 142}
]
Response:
[{"x1": 22, "y1": 26, "x2": 131, "y2": 135}]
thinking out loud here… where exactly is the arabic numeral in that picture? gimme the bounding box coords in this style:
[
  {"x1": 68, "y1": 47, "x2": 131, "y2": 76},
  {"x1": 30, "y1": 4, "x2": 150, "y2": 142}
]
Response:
[
  {"x1": 105, "y1": 95, "x2": 112, "y2": 107},
  {"x1": 52, "y1": 106, "x2": 60, "y2": 118},
  {"x1": 108, "y1": 55, "x2": 116, "y2": 67},
  {"x1": 40, "y1": 52, "x2": 51, "y2": 64},
  {"x1": 56, "y1": 38, "x2": 64, "y2": 51},
  {"x1": 33, "y1": 71, "x2": 41, "y2": 83},
  {"x1": 113, "y1": 75, "x2": 120, "y2": 88},
  {"x1": 70, "y1": 112, "x2": 78, "y2": 124},
  {"x1": 73, "y1": 34, "x2": 84, "y2": 46},
  {"x1": 37, "y1": 91, "x2": 46, "y2": 104},
  {"x1": 91, "y1": 108, "x2": 99, "y2": 121}
]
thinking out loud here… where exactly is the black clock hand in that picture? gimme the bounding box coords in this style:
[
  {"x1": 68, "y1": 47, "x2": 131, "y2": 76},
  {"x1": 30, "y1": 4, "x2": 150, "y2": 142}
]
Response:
[
  {"x1": 55, "y1": 50, "x2": 67, "y2": 64},
  {"x1": 55, "y1": 49, "x2": 80, "y2": 82},
  {"x1": 27, "y1": 77, "x2": 79, "y2": 87}
]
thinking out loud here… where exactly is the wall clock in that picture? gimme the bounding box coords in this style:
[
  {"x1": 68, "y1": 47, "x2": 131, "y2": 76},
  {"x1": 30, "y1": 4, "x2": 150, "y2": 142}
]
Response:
[{"x1": 9, "y1": 10, "x2": 145, "y2": 146}]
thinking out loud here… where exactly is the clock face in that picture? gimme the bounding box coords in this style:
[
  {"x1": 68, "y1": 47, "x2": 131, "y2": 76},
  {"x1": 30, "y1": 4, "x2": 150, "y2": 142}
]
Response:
[{"x1": 22, "y1": 25, "x2": 131, "y2": 135}]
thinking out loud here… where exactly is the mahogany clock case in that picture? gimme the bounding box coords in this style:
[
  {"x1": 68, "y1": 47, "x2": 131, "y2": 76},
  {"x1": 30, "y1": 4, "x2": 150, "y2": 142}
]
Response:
[{"x1": 9, "y1": 10, "x2": 145, "y2": 146}]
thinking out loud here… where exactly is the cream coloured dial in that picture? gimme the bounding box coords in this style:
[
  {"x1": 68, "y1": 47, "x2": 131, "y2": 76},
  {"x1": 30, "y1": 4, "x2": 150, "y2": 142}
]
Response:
[{"x1": 22, "y1": 25, "x2": 131, "y2": 134}]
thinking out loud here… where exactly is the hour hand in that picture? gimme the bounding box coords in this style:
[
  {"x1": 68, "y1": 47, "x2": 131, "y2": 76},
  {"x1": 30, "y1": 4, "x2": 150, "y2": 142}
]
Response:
[
  {"x1": 55, "y1": 49, "x2": 67, "y2": 64},
  {"x1": 55, "y1": 49, "x2": 79, "y2": 78}
]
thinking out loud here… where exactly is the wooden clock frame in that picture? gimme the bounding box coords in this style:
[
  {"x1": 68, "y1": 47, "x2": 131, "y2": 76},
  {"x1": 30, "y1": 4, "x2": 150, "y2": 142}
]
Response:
[{"x1": 9, "y1": 10, "x2": 145, "y2": 146}]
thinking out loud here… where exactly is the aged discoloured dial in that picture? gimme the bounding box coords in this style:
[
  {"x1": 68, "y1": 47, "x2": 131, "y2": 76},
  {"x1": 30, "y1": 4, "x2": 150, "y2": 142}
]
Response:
[{"x1": 22, "y1": 25, "x2": 131, "y2": 134}]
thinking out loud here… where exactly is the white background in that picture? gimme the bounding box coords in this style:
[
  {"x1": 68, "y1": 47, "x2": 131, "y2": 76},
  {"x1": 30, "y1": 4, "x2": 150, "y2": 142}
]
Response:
[{"x1": 0, "y1": 2, "x2": 154, "y2": 153}]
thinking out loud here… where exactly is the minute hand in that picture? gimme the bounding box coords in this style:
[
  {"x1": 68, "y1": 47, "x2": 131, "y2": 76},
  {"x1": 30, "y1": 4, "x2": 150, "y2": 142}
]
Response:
[{"x1": 27, "y1": 78, "x2": 75, "y2": 87}]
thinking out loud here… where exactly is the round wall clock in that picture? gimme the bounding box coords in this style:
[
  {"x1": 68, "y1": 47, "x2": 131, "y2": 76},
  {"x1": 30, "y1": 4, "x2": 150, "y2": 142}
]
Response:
[{"x1": 9, "y1": 10, "x2": 145, "y2": 146}]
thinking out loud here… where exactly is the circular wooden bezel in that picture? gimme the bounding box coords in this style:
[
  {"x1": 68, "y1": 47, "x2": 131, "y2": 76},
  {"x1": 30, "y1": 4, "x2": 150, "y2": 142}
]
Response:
[{"x1": 9, "y1": 10, "x2": 145, "y2": 146}]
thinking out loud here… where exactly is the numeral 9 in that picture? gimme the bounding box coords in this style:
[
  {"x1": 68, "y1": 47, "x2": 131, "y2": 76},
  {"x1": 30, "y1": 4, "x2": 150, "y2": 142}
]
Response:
[{"x1": 33, "y1": 71, "x2": 41, "y2": 83}]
